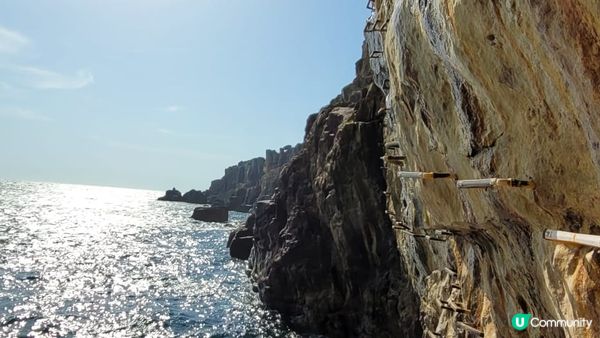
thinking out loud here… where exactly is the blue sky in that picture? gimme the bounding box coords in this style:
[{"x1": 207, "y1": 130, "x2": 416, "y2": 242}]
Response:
[{"x1": 0, "y1": 0, "x2": 367, "y2": 191}]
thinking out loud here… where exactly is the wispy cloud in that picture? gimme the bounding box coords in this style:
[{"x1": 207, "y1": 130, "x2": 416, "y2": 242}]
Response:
[
  {"x1": 0, "y1": 26, "x2": 29, "y2": 54},
  {"x1": 7, "y1": 65, "x2": 94, "y2": 90},
  {"x1": 165, "y1": 105, "x2": 184, "y2": 112},
  {"x1": 0, "y1": 27, "x2": 94, "y2": 91},
  {"x1": 0, "y1": 107, "x2": 52, "y2": 121}
]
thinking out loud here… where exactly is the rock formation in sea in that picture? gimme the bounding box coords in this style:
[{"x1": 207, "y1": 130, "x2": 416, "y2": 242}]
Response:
[
  {"x1": 181, "y1": 189, "x2": 207, "y2": 204},
  {"x1": 157, "y1": 188, "x2": 207, "y2": 204},
  {"x1": 157, "y1": 188, "x2": 183, "y2": 202},
  {"x1": 191, "y1": 206, "x2": 229, "y2": 223},
  {"x1": 204, "y1": 145, "x2": 300, "y2": 211},
  {"x1": 235, "y1": 1, "x2": 600, "y2": 337},
  {"x1": 158, "y1": 146, "x2": 299, "y2": 210}
]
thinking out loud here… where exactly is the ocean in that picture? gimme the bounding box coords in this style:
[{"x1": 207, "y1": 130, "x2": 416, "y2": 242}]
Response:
[{"x1": 0, "y1": 181, "x2": 295, "y2": 337}]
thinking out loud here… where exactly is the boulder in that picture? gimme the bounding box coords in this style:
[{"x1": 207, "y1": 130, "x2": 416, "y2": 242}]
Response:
[
  {"x1": 228, "y1": 226, "x2": 253, "y2": 260},
  {"x1": 157, "y1": 188, "x2": 182, "y2": 201},
  {"x1": 182, "y1": 189, "x2": 207, "y2": 204},
  {"x1": 228, "y1": 215, "x2": 256, "y2": 259},
  {"x1": 191, "y1": 206, "x2": 228, "y2": 222}
]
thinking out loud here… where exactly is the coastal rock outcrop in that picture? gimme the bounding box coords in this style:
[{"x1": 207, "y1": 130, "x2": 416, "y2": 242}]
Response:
[
  {"x1": 157, "y1": 188, "x2": 183, "y2": 202},
  {"x1": 240, "y1": 1, "x2": 600, "y2": 337},
  {"x1": 191, "y1": 206, "x2": 228, "y2": 223},
  {"x1": 160, "y1": 147, "x2": 299, "y2": 211},
  {"x1": 247, "y1": 43, "x2": 421, "y2": 337},
  {"x1": 181, "y1": 189, "x2": 207, "y2": 204},
  {"x1": 204, "y1": 145, "x2": 300, "y2": 211},
  {"x1": 258, "y1": 145, "x2": 301, "y2": 200},
  {"x1": 157, "y1": 188, "x2": 207, "y2": 204},
  {"x1": 204, "y1": 158, "x2": 265, "y2": 212}
]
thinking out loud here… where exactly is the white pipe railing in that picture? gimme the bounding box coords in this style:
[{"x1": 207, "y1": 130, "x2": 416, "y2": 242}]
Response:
[
  {"x1": 457, "y1": 178, "x2": 497, "y2": 188},
  {"x1": 398, "y1": 171, "x2": 454, "y2": 180},
  {"x1": 457, "y1": 178, "x2": 534, "y2": 189},
  {"x1": 544, "y1": 230, "x2": 600, "y2": 248}
]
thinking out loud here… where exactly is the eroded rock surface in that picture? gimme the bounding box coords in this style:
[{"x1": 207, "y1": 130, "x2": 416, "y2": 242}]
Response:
[
  {"x1": 365, "y1": 0, "x2": 600, "y2": 336},
  {"x1": 241, "y1": 1, "x2": 600, "y2": 337},
  {"x1": 247, "y1": 44, "x2": 421, "y2": 337}
]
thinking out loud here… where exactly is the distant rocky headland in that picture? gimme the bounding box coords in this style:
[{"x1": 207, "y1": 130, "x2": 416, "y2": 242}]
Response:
[{"x1": 157, "y1": 144, "x2": 300, "y2": 212}]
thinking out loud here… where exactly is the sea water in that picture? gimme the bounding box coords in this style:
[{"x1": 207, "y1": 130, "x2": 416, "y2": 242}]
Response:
[{"x1": 0, "y1": 181, "x2": 294, "y2": 337}]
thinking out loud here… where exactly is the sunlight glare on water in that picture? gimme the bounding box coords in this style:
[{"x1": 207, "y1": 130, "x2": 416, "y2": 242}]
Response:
[{"x1": 0, "y1": 181, "x2": 294, "y2": 337}]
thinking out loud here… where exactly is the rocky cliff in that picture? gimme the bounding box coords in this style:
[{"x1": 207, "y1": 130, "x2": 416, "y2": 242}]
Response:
[
  {"x1": 366, "y1": 0, "x2": 600, "y2": 336},
  {"x1": 204, "y1": 146, "x2": 300, "y2": 211},
  {"x1": 259, "y1": 145, "x2": 301, "y2": 200},
  {"x1": 247, "y1": 43, "x2": 421, "y2": 337},
  {"x1": 243, "y1": 1, "x2": 600, "y2": 337},
  {"x1": 204, "y1": 157, "x2": 265, "y2": 211}
]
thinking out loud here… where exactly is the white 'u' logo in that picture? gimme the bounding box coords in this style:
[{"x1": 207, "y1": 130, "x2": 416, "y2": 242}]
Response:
[
  {"x1": 515, "y1": 317, "x2": 525, "y2": 327},
  {"x1": 512, "y1": 313, "x2": 531, "y2": 331}
]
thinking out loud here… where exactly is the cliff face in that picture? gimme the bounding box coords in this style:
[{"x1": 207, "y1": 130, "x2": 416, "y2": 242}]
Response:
[
  {"x1": 259, "y1": 145, "x2": 301, "y2": 200},
  {"x1": 248, "y1": 45, "x2": 421, "y2": 337},
  {"x1": 245, "y1": 0, "x2": 600, "y2": 337},
  {"x1": 367, "y1": 0, "x2": 600, "y2": 336},
  {"x1": 205, "y1": 157, "x2": 265, "y2": 211},
  {"x1": 205, "y1": 146, "x2": 300, "y2": 211}
]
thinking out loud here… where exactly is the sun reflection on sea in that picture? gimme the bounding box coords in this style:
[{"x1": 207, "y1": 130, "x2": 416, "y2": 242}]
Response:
[{"x1": 0, "y1": 181, "x2": 295, "y2": 337}]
